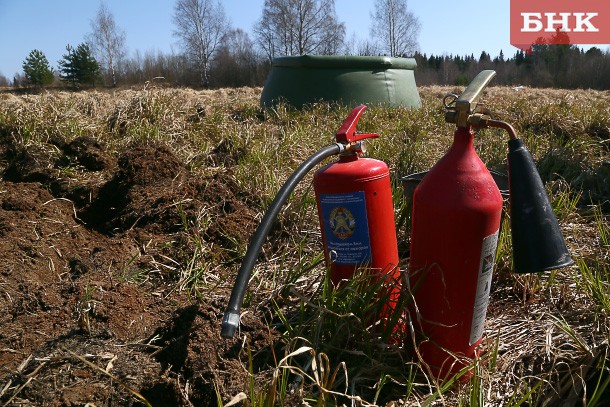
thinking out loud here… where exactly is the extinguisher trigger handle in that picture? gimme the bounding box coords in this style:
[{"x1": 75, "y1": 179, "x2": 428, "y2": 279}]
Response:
[
  {"x1": 336, "y1": 105, "x2": 378, "y2": 143},
  {"x1": 350, "y1": 132, "x2": 379, "y2": 142}
]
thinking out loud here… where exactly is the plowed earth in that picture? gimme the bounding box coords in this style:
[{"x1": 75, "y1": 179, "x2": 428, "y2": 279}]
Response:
[{"x1": 0, "y1": 130, "x2": 274, "y2": 405}]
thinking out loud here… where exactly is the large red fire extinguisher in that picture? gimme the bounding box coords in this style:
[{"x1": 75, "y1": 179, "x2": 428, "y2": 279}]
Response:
[
  {"x1": 406, "y1": 70, "x2": 574, "y2": 379},
  {"x1": 407, "y1": 71, "x2": 503, "y2": 378}
]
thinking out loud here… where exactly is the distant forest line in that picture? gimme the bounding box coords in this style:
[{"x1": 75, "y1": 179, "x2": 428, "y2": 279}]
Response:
[{"x1": 4, "y1": 44, "x2": 610, "y2": 91}]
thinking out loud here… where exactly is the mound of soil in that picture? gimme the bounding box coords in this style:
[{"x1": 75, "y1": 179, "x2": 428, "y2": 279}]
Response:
[
  {"x1": 145, "y1": 302, "x2": 279, "y2": 405},
  {"x1": 0, "y1": 136, "x2": 269, "y2": 405}
]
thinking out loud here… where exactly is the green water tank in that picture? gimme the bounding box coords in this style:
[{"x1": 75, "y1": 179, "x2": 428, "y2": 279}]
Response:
[{"x1": 260, "y1": 55, "x2": 421, "y2": 109}]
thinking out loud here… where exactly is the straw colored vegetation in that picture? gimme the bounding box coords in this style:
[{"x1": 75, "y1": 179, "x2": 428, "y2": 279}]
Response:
[{"x1": 0, "y1": 83, "x2": 608, "y2": 405}]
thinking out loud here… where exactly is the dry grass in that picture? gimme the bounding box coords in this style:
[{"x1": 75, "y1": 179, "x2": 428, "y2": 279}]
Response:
[{"x1": 0, "y1": 83, "x2": 609, "y2": 405}]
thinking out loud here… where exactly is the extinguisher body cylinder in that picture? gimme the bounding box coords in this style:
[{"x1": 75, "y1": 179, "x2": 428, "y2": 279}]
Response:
[
  {"x1": 313, "y1": 154, "x2": 401, "y2": 328},
  {"x1": 408, "y1": 126, "x2": 503, "y2": 379}
]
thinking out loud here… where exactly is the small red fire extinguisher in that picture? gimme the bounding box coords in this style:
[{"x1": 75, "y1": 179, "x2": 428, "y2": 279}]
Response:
[
  {"x1": 407, "y1": 71, "x2": 503, "y2": 378},
  {"x1": 314, "y1": 106, "x2": 401, "y2": 328},
  {"x1": 221, "y1": 105, "x2": 402, "y2": 339}
]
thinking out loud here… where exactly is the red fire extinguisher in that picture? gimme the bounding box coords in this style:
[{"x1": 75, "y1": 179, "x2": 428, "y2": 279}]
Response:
[
  {"x1": 221, "y1": 105, "x2": 401, "y2": 339},
  {"x1": 407, "y1": 71, "x2": 503, "y2": 379},
  {"x1": 405, "y1": 70, "x2": 574, "y2": 380},
  {"x1": 314, "y1": 105, "x2": 401, "y2": 329}
]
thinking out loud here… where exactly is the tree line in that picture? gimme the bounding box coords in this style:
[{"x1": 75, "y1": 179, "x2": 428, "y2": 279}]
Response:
[
  {"x1": 414, "y1": 45, "x2": 610, "y2": 90},
  {"x1": 5, "y1": 0, "x2": 420, "y2": 89},
  {"x1": 4, "y1": 0, "x2": 610, "y2": 90}
]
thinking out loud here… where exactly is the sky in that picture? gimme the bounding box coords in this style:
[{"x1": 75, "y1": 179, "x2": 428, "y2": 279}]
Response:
[{"x1": 0, "y1": 0, "x2": 604, "y2": 80}]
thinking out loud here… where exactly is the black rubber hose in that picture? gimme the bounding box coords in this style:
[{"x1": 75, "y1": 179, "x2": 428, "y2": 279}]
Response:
[{"x1": 221, "y1": 143, "x2": 344, "y2": 339}]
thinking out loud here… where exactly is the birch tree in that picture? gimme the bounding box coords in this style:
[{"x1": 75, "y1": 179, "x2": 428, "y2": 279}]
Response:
[
  {"x1": 88, "y1": 2, "x2": 126, "y2": 87},
  {"x1": 371, "y1": 0, "x2": 420, "y2": 57},
  {"x1": 173, "y1": 0, "x2": 229, "y2": 87},
  {"x1": 254, "y1": 0, "x2": 345, "y2": 62}
]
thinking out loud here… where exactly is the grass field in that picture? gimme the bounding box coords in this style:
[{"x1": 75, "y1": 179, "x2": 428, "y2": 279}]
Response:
[{"x1": 0, "y1": 83, "x2": 608, "y2": 405}]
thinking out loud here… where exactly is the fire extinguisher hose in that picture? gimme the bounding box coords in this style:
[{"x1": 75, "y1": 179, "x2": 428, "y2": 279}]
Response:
[{"x1": 221, "y1": 143, "x2": 345, "y2": 339}]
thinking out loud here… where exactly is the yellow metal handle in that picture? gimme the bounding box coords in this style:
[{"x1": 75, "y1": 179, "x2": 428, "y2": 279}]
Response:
[{"x1": 445, "y1": 70, "x2": 496, "y2": 128}]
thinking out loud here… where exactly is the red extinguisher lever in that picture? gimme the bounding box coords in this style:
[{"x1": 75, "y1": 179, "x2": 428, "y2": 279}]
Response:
[{"x1": 336, "y1": 105, "x2": 379, "y2": 144}]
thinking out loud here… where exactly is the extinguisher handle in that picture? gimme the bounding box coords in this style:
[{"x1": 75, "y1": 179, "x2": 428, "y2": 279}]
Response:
[
  {"x1": 336, "y1": 105, "x2": 379, "y2": 144},
  {"x1": 445, "y1": 70, "x2": 497, "y2": 128}
]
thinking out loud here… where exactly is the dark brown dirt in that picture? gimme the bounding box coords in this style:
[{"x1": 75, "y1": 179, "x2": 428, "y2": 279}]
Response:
[{"x1": 0, "y1": 136, "x2": 273, "y2": 405}]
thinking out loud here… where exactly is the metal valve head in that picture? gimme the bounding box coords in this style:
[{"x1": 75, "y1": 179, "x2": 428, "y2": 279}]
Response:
[
  {"x1": 445, "y1": 70, "x2": 496, "y2": 128},
  {"x1": 442, "y1": 69, "x2": 573, "y2": 274}
]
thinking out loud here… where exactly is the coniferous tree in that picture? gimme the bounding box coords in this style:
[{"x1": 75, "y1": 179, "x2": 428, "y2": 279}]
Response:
[
  {"x1": 58, "y1": 43, "x2": 101, "y2": 88},
  {"x1": 22, "y1": 49, "x2": 54, "y2": 88},
  {"x1": 515, "y1": 50, "x2": 525, "y2": 66}
]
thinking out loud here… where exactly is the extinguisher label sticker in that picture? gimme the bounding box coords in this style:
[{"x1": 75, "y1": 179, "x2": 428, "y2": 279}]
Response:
[
  {"x1": 319, "y1": 192, "x2": 372, "y2": 265},
  {"x1": 469, "y1": 230, "x2": 499, "y2": 346}
]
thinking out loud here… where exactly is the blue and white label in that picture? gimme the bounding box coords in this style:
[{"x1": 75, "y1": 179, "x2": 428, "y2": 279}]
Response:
[{"x1": 319, "y1": 191, "x2": 371, "y2": 265}]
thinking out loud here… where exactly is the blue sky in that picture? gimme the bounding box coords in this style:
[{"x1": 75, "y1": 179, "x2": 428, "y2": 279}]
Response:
[{"x1": 0, "y1": 0, "x2": 601, "y2": 79}]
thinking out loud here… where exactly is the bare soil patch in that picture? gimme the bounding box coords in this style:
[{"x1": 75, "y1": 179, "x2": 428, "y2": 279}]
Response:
[{"x1": 0, "y1": 132, "x2": 266, "y2": 405}]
